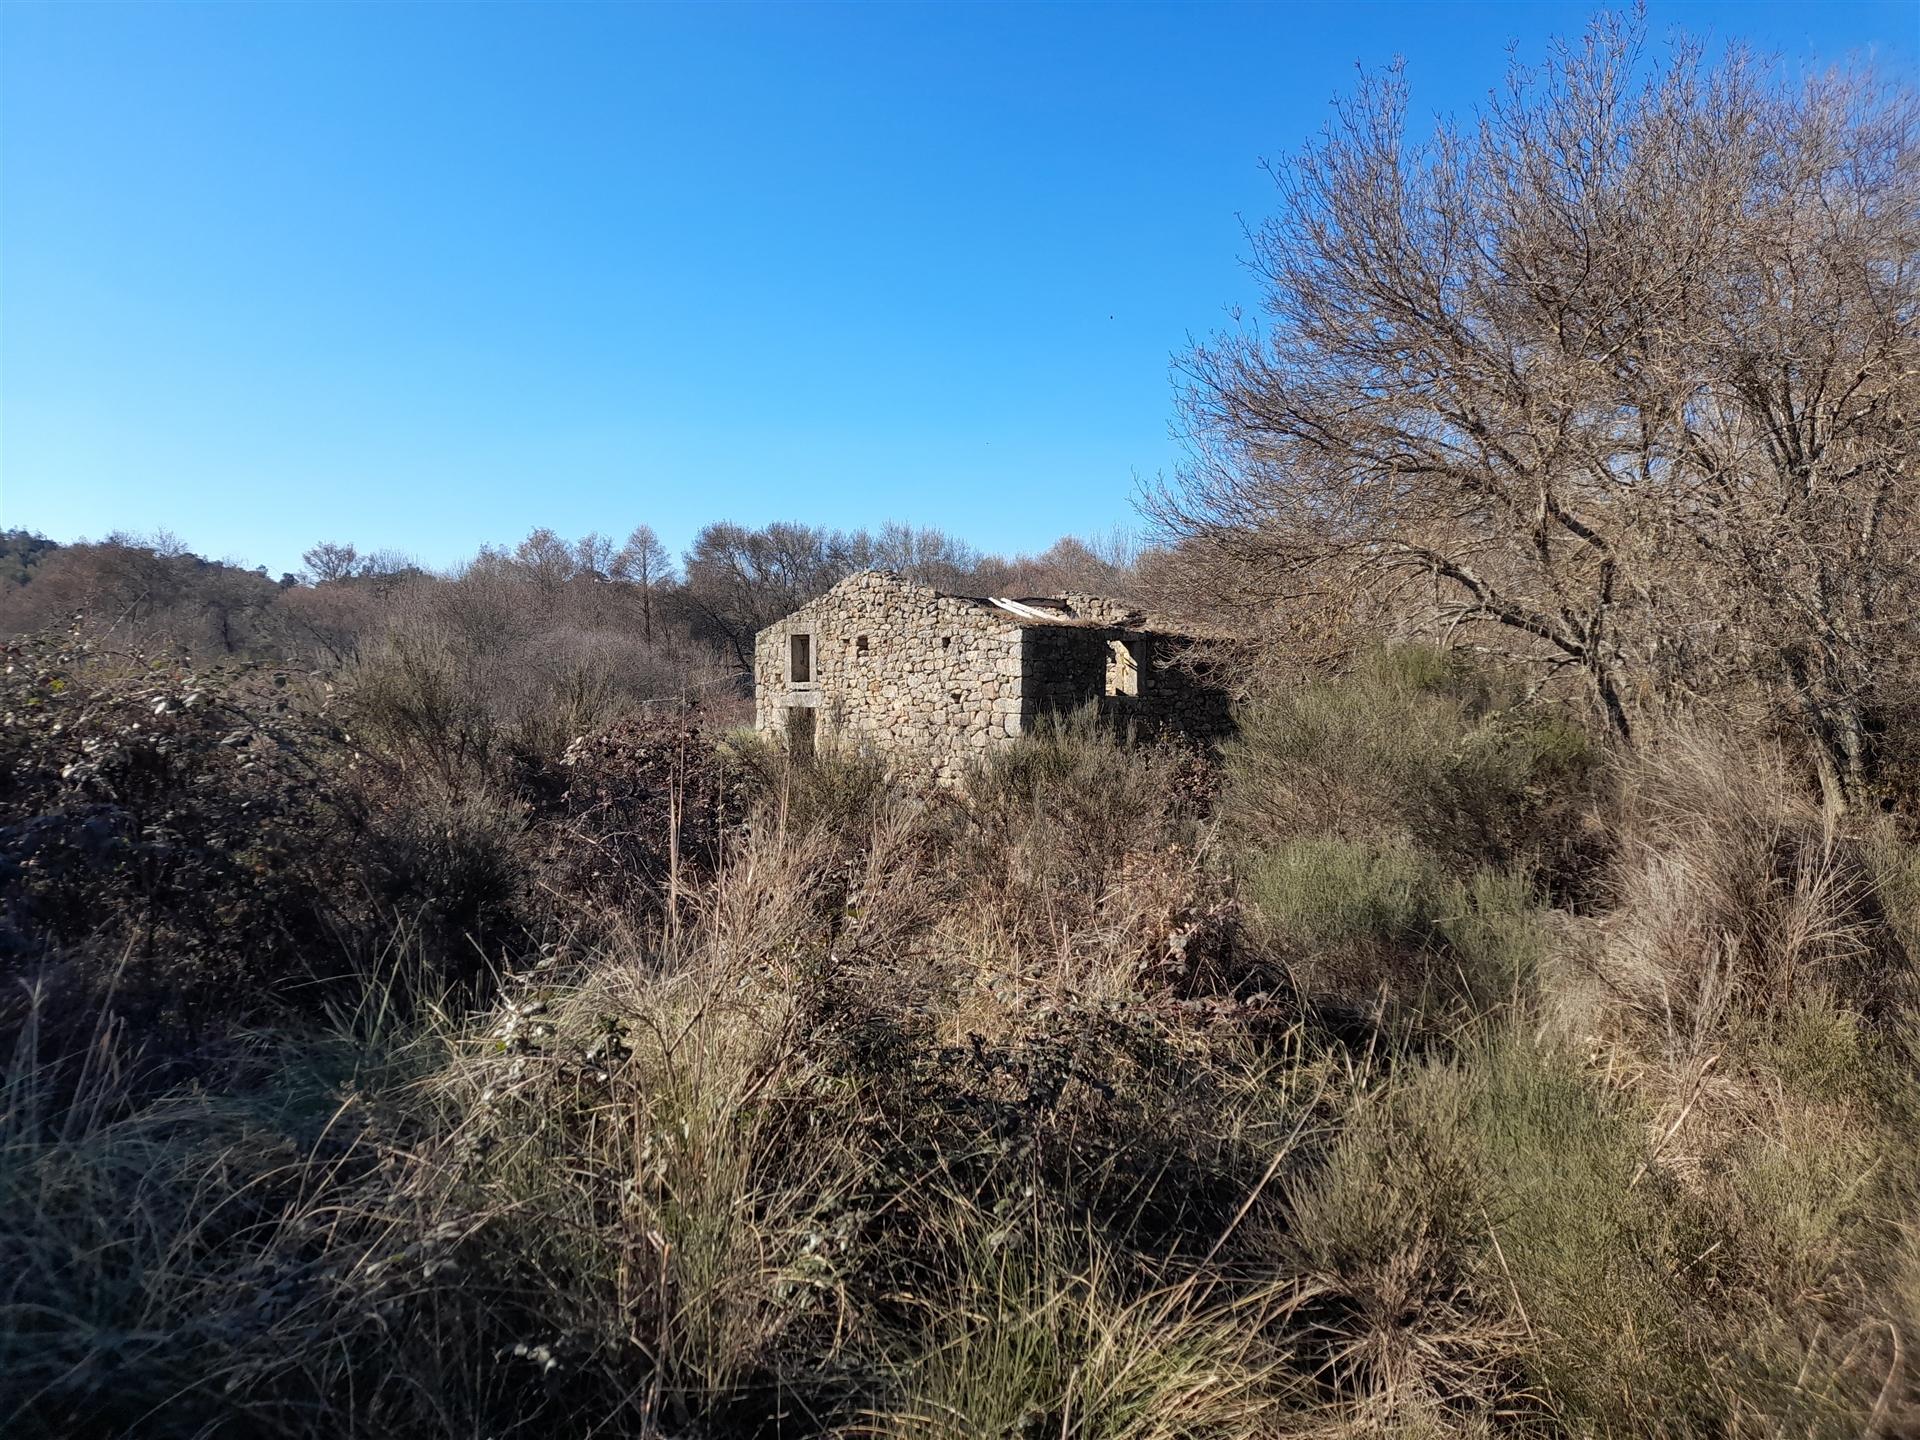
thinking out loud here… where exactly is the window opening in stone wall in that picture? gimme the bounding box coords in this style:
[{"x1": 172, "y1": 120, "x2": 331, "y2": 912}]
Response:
[
  {"x1": 790, "y1": 632, "x2": 813, "y2": 686},
  {"x1": 855, "y1": 635, "x2": 869, "y2": 656},
  {"x1": 941, "y1": 635, "x2": 951, "y2": 649},
  {"x1": 784, "y1": 706, "x2": 816, "y2": 757},
  {"x1": 1106, "y1": 638, "x2": 1144, "y2": 697}
]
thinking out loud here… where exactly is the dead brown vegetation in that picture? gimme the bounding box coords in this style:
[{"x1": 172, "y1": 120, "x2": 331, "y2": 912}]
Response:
[{"x1": 1157, "y1": 12, "x2": 1920, "y2": 811}]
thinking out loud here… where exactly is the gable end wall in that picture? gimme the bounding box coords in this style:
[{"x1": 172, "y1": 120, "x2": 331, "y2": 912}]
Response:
[{"x1": 754, "y1": 571, "x2": 1024, "y2": 782}]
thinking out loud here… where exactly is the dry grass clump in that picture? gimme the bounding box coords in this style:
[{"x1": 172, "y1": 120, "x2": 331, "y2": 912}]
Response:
[
  {"x1": 137, "y1": 731, "x2": 1297, "y2": 1437},
  {"x1": 0, "y1": 979, "x2": 450, "y2": 1438},
  {"x1": 371, "y1": 832, "x2": 880, "y2": 1434},
  {"x1": 724, "y1": 728, "x2": 903, "y2": 842},
  {"x1": 1532, "y1": 725, "x2": 1920, "y2": 1436},
  {"x1": 1603, "y1": 725, "x2": 1917, "y2": 1034},
  {"x1": 864, "y1": 1227, "x2": 1283, "y2": 1440},
  {"x1": 951, "y1": 708, "x2": 1248, "y2": 1017}
]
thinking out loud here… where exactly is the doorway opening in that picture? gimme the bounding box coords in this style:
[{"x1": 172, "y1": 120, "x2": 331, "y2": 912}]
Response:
[
  {"x1": 784, "y1": 706, "x2": 816, "y2": 757},
  {"x1": 1105, "y1": 637, "x2": 1145, "y2": 697}
]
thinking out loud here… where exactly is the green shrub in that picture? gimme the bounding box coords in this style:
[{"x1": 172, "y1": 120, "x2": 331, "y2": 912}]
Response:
[
  {"x1": 1222, "y1": 646, "x2": 1600, "y2": 890},
  {"x1": 1273, "y1": 1027, "x2": 1715, "y2": 1428},
  {"x1": 1244, "y1": 839, "x2": 1450, "y2": 952},
  {"x1": 1443, "y1": 1033, "x2": 1709, "y2": 1431},
  {"x1": 1243, "y1": 839, "x2": 1547, "y2": 1018},
  {"x1": 1277, "y1": 1059, "x2": 1521, "y2": 1420},
  {"x1": 1280, "y1": 1019, "x2": 1920, "y2": 1436}
]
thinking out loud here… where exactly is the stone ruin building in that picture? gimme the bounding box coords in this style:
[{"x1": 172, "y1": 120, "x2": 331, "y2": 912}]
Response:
[{"x1": 754, "y1": 569, "x2": 1233, "y2": 783}]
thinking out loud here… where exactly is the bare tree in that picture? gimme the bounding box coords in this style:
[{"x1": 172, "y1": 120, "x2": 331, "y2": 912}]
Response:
[
  {"x1": 1155, "y1": 12, "x2": 1918, "y2": 807},
  {"x1": 968, "y1": 532, "x2": 1147, "y2": 600},
  {"x1": 573, "y1": 532, "x2": 618, "y2": 580},
  {"x1": 302, "y1": 542, "x2": 364, "y2": 585},
  {"x1": 860, "y1": 522, "x2": 984, "y2": 590},
  {"x1": 511, "y1": 528, "x2": 577, "y2": 603},
  {"x1": 680, "y1": 521, "x2": 857, "y2": 673},
  {"x1": 614, "y1": 524, "x2": 673, "y2": 641}
]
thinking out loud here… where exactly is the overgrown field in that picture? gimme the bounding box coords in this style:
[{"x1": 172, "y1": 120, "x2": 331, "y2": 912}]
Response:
[{"x1": 4, "y1": 637, "x2": 1916, "y2": 1437}]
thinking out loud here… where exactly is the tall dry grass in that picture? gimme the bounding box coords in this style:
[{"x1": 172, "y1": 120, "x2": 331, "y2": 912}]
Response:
[
  {"x1": 1601, "y1": 725, "x2": 1916, "y2": 1033},
  {"x1": 4, "y1": 648, "x2": 1919, "y2": 1437}
]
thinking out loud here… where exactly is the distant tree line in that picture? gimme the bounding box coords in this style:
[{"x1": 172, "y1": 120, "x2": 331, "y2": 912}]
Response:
[{"x1": 0, "y1": 519, "x2": 1161, "y2": 707}]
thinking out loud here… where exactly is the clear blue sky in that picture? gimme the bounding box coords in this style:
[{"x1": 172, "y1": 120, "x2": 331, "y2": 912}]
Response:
[{"x1": 3, "y1": 2, "x2": 1914, "y2": 577}]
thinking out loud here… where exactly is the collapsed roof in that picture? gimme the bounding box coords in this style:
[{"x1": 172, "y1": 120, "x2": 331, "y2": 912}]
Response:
[{"x1": 947, "y1": 592, "x2": 1149, "y2": 629}]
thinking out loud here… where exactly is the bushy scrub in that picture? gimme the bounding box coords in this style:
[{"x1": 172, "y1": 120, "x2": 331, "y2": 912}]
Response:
[
  {"x1": 954, "y1": 707, "x2": 1238, "y2": 998},
  {"x1": 1223, "y1": 646, "x2": 1600, "y2": 889},
  {"x1": 1435, "y1": 1034, "x2": 1707, "y2": 1430},
  {"x1": 1267, "y1": 1005, "x2": 1920, "y2": 1436},
  {"x1": 7, "y1": 620, "x2": 1920, "y2": 1440},
  {"x1": 1227, "y1": 680, "x2": 1920, "y2": 1435},
  {"x1": 534, "y1": 715, "x2": 751, "y2": 918},
  {"x1": 1271, "y1": 1034, "x2": 1676, "y2": 1426},
  {"x1": 1242, "y1": 838, "x2": 1546, "y2": 1019},
  {"x1": 344, "y1": 622, "x2": 498, "y2": 785},
  {"x1": 0, "y1": 632, "x2": 378, "y2": 1054},
  {"x1": 1604, "y1": 726, "x2": 1919, "y2": 1039},
  {"x1": 965, "y1": 705, "x2": 1216, "y2": 851},
  {"x1": 0, "y1": 628, "x2": 654, "y2": 1073},
  {"x1": 342, "y1": 600, "x2": 733, "y2": 787},
  {"x1": 260, "y1": 793, "x2": 1308, "y2": 1437}
]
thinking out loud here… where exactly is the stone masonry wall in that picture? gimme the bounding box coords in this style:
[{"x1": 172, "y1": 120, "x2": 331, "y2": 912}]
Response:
[
  {"x1": 1020, "y1": 626, "x2": 1235, "y2": 741},
  {"x1": 756, "y1": 571, "x2": 1235, "y2": 783},
  {"x1": 1020, "y1": 625, "x2": 1111, "y2": 719},
  {"x1": 1126, "y1": 635, "x2": 1236, "y2": 739},
  {"x1": 754, "y1": 571, "x2": 1025, "y2": 783}
]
